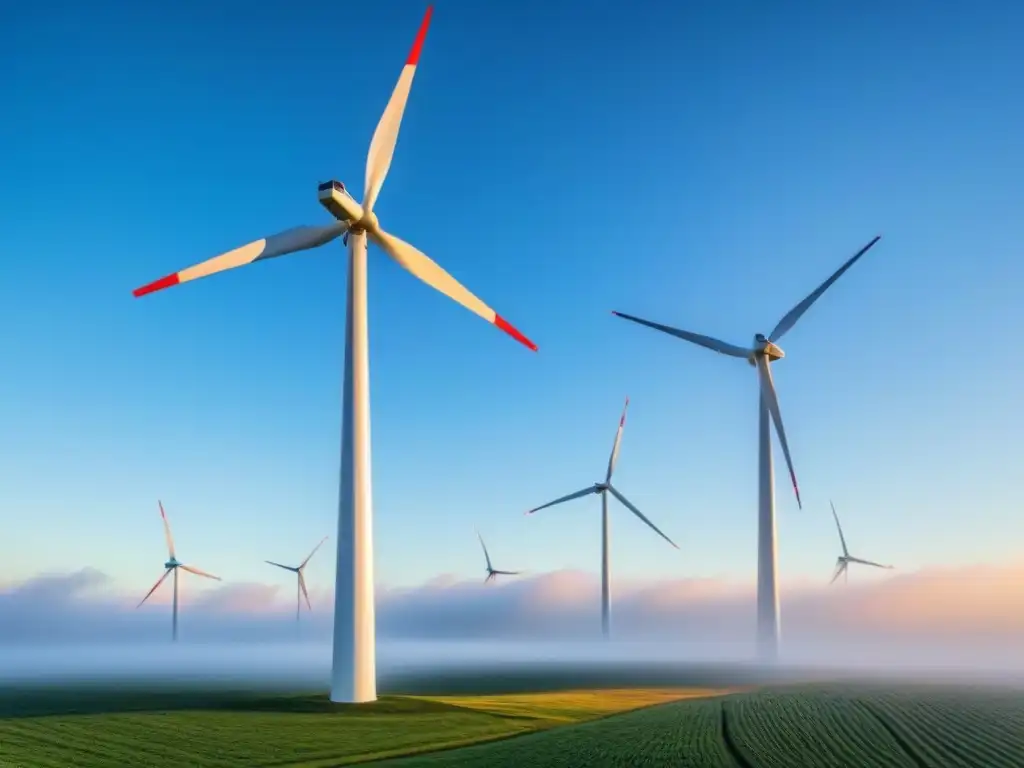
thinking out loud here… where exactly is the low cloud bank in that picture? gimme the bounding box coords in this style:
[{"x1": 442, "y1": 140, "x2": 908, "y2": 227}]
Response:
[{"x1": 1, "y1": 561, "x2": 1022, "y2": 678}]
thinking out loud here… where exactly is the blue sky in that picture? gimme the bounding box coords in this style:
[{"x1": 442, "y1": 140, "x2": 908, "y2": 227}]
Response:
[{"x1": 2, "y1": 0, "x2": 1023, "y2": 598}]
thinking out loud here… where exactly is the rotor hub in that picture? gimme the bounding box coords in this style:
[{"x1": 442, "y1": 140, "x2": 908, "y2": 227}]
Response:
[{"x1": 354, "y1": 210, "x2": 380, "y2": 234}]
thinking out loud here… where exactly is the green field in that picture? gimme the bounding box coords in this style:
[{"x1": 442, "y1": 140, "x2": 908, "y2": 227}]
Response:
[
  {"x1": 2, "y1": 681, "x2": 1023, "y2": 767},
  {"x1": 378, "y1": 683, "x2": 1024, "y2": 767},
  {"x1": 0, "y1": 685, "x2": 714, "y2": 767}
]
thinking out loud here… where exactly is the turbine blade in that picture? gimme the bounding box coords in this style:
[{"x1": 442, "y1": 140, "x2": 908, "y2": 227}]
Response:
[
  {"x1": 526, "y1": 486, "x2": 598, "y2": 515},
  {"x1": 493, "y1": 570, "x2": 520, "y2": 576},
  {"x1": 768, "y1": 235, "x2": 882, "y2": 343},
  {"x1": 158, "y1": 501, "x2": 176, "y2": 560},
  {"x1": 371, "y1": 228, "x2": 537, "y2": 351},
  {"x1": 611, "y1": 312, "x2": 750, "y2": 358},
  {"x1": 606, "y1": 485, "x2": 679, "y2": 550},
  {"x1": 180, "y1": 564, "x2": 221, "y2": 581},
  {"x1": 475, "y1": 529, "x2": 493, "y2": 570},
  {"x1": 362, "y1": 6, "x2": 433, "y2": 213},
  {"x1": 265, "y1": 560, "x2": 297, "y2": 572},
  {"x1": 830, "y1": 501, "x2": 849, "y2": 557},
  {"x1": 849, "y1": 556, "x2": 894, "y2": 570},
  {"x1": 133, "y1": 223, "x2": 349, "y2": 297},
  {"x1": 755, "y1": 357, "x2": 802, "y2": 509},
  {"x1": 299, "y1": 536, "x2": 329, "y2": 569},
  {"x1": 605, "y1": 397, "x2": 629, "y2": 483},
  {"x1": 136, "y1": 569, "x2": 172, "y2": 608},
  {"x1": 829, "y1": 561, "x2": 847, "y2": 585},
  {"x1": 298, "y1": 571, "x2": 312, "y2": 610}
]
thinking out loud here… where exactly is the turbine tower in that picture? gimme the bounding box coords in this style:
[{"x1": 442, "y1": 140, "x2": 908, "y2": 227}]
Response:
[
  {"x1": 526, "y1": 398, "x2": 678, "y2": 638},
  {"x1": 136, "y1": 501, "x2": 221, "y2": 642},
  {"x1": 829, "y1": 501, "x2": 894, "y2": 584},
  {"x1": 130, "y1": 7, "x2": 535, "y2": 702},
  {"x1": 266, "y1": 536, "x2": 329, "y2": 622},
  {"x1": 476, "y1": 529, "x2": 520, "y2": 583},
  {"x1": 611, "y1": 235, "x2": 881, "y2": 661}
]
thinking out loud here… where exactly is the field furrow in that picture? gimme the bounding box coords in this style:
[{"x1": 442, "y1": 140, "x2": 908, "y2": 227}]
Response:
[
  {"x1": 723, "y1": 691, "x2": 910, "y2": 768},
  {"x1": 861, "y1": 694, "x2": 1021, "y2": 768},
  {"x1": 926, "y1": 696, "x2": 1024, "y2": 755},
  {"x1": 719, "y1": 703, "x2": 755, "y2": 768}
]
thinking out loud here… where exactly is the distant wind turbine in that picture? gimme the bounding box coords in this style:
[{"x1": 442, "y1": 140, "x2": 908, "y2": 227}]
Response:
[
  {"x1": 136, "y1": 501, "x2": 221, "y2": 642},
  {"x1": 266, "y1": 536, "x2": 330, "y2": 621},
  {"x1": 525, "y1": 397, "x2": 678, "y2": 638},
  {"x1": 611, "y1": 235, "x2": 881, "y2": 660},
  {"x1": 829, "y1": 501, "x2": 893, "y2": 584},
  {"x1": 476, "y1": 530, "x2": 520, "y2": 584}
]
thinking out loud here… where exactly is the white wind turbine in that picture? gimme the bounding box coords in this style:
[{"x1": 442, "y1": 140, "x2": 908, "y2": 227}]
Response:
[
  {"x1": 476, "y1": 529, "x2": 520, "y2": 584},
  {"x1": 131, "y1": 7, "x2": 535, "y2": 702},
  {"x1": 829, "y1": 501, "x2": 893, "y2": 584},
  {"x1": 526, "y1": 398, "x2": 679, "y2": 638},
  {"x1": 266, "y1": 536, "x2": 329, "y2": 622},
  {"x1": 136, "y1": 501, "x2": 221, "y2": 642},
  {"x1": 611, "y1": 235, "x2": 881, "y2": 661}
]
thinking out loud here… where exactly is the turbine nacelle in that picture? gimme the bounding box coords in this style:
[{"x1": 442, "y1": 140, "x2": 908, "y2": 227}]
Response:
[
  {"x1": 318, "y1": 180, "x2": 365, "y2": 224},
  {"x1": 747, "y1": 334, "x2": 785, "y2": 367},
  {"x1": 164, "y1": 557, "x2": 180, "y2": 569}
]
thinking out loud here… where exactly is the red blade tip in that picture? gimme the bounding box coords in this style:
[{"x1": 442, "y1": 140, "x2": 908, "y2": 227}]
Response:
[
  {"x1": 406, "y1": 6, "x2": 434, "y2": 66},
  {"x1": 495, "y1": 314, "x2": 538, "y2": 352},
  {"x1": 134, "y1": 273, "x2": 180, "y2": 297}
]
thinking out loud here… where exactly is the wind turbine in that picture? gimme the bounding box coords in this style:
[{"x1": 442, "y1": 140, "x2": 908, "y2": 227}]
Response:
[
  {"x1": 136, "y1": 501, "x2": 221, "y2": 642},
  {"x1": 829, "y1": 501, "x2": 893, "y2": 584},
  {"x1": 130, "y1": 7, "x2": 535, "y2": 703},
  {"x1": 476, "y1": 529, "x2": 520, "y2": 584},
  {"x1": 525, "y1": 398, "x2": 678, "y2": 638},
  {"x1": 266, "y1": 536, "x2": 329, "y2": 621},
  {"x1": 611, "y1": 235, "x2": 881, "y2": 661}
]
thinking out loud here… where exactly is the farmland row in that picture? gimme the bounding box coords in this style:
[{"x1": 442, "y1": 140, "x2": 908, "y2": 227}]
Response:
[
  {"x1": 862, "y1": 692, "x2": 1024, "y2": 768},
  {"x1": 722, "y1": 691, "x2": 913, "y2": 768}
]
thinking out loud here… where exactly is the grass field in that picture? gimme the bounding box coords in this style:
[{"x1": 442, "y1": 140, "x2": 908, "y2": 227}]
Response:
[
  {"x1": 0, "y1": 685, "x2": 716, "y2": 767},
  {"x1": 2, "y1": 678, "x2": 1023, "y2": 767},
  {"x1": 376, "y1": 683, "x2": 1024, "y2": 767}
]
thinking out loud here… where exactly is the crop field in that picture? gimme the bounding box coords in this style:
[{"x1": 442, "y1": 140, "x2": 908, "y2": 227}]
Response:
[
  {"x1": 2, "y1": 680, "x2": 1023, "y2": 767},
  {"x1": 0, "y1": 686, "x2": 709, "y2": 767},
  {"x1": 376, "y1": 683, "x2": 1024, "y2": 767}
]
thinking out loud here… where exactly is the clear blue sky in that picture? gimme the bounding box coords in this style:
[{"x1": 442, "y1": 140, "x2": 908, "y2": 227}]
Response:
[{"x1": 2, "y1": 0, "x2": 1023, "y2": 598}]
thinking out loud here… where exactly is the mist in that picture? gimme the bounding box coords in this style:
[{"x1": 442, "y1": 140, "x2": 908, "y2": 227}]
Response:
[{"x1": 2, "y1": 562, "x2": 1023, "y2": 690}]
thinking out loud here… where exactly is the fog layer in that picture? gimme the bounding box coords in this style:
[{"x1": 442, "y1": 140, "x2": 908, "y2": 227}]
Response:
[{"x1": 2, "y1": 562, "x2": 1022, "y2": 686}]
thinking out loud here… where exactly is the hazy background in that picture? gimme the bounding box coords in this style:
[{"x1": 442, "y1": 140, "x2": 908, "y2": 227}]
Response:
[{"x1": 3, "y1": 560, "x2": 1022, "y2": 686}]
